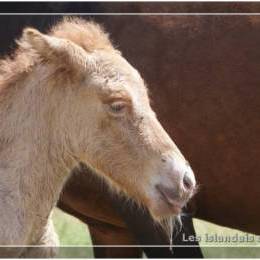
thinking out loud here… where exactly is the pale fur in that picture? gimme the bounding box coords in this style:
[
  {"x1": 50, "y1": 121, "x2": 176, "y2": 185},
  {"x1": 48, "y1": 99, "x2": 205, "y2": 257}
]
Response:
[{"x1": 0, "y1": 18, "x2": 193, "y2": 256}]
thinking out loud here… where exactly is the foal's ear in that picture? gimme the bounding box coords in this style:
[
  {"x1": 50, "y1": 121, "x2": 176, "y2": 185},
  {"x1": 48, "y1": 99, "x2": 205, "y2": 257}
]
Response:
[{"x1": 22, "y1": 28, "x2": 95, "y2": 72}]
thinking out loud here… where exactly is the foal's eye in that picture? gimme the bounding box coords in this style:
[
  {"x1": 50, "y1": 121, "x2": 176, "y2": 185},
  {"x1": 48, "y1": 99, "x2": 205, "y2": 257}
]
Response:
[{"x1": 109, "y1": 101, "x2": 127, "y2": 115}]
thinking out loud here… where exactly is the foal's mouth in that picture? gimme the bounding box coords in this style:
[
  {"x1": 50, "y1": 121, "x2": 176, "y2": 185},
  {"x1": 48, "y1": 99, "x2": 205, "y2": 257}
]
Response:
[{"x1": 156, "y1": 185, "x2": 185, "y2": 215}]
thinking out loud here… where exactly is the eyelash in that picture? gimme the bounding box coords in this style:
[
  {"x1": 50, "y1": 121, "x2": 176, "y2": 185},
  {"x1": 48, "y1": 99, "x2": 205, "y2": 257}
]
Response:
[
  {"x1": 108, "y1": 101, "x2": 127, "y2": 116},
  {"x1": 110, "y1": 102, "x2": 126, "y2": 113}
]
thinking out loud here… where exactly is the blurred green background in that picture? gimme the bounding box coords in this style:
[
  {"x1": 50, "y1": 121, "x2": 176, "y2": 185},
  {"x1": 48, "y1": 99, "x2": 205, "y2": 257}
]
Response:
[{"x1": 52, "y1": 208, "x2": 260, "y2": 258}]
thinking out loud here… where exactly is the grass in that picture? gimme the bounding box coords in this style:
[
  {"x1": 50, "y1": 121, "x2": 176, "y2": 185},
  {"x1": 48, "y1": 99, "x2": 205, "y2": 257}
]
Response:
[
  {"x1": 52, "y1": 208, "x2": 94, "y2": 258},
  {"x1": 194, "y1": 219, "x2": 260, "y2": 258},
  {"x1": 52, "y1": 208, "x2": 260, "y2": 258}
]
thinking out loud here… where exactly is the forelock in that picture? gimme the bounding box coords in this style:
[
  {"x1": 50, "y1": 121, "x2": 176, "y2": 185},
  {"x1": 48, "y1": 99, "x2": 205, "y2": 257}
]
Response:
[{"x1": 50, "y1": 17, "x2": 114, "y2": 52}]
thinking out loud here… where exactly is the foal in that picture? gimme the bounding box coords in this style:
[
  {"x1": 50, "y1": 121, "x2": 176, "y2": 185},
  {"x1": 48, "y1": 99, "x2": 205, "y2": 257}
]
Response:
[{"x1": 0, "y1": 18, "x2": 196, "y2": 257}]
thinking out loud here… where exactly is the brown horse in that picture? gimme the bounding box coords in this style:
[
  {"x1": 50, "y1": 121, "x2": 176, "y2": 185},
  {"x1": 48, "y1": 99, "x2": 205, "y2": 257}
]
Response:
[
  {"x1": 0, "y1": 2, "x2": 259, "y2": 258},
  {"x1": 57, "y1": 10, "x2": 260, "y2": 258}
]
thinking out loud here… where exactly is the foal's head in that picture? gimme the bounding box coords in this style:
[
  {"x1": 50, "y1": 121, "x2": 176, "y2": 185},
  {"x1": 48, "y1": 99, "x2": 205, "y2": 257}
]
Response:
[{"x1": 18, "y1": 18, "x2": 196, "y2": 219}]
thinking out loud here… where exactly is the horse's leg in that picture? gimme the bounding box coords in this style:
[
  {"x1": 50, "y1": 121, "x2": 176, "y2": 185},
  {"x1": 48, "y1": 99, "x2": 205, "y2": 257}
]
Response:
[
  {"x1": 88, "y1": 220, "x2": 142, "y2": 258},
  {"x1": 111, "y1": 193, "x2": 203, "y2": 258},
  {"x1": 169, "y1": 215, "x2": 203, "y2": 258},
  {"x1": 21, "y1": 218, "x2": 59, "y2": 258},
  {"x1": 136, "y1": 215, "x2": 203, "y2": 258}
]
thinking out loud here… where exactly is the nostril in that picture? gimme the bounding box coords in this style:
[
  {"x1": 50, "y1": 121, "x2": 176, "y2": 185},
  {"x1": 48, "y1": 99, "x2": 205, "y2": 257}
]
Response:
[{"x1": 183, "y1": 173, "x2": 193, "y2": 190}]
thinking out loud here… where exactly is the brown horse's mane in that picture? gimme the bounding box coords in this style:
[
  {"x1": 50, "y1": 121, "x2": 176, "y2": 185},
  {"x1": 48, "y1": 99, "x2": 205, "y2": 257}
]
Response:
[{"x1": 0, "y1": 17, "x2": 113, "y2": 98}]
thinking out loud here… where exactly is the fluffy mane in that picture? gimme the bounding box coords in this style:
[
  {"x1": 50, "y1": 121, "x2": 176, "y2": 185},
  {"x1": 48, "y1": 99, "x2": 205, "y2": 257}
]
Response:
[{"x1": 50, "y1": 17, "x2": 113, "y2": 52}]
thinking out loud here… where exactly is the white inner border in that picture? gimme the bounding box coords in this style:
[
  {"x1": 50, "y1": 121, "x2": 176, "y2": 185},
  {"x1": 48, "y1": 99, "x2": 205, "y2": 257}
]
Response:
[{"x1": 1, "y1": 11, "x2": 259, "y2": 248}]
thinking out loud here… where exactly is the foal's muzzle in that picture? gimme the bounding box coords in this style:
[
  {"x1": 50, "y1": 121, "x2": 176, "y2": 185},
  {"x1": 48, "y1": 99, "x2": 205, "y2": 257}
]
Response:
[{"x1": 155, "y1": 155, "x2": 196, "y2": 215}]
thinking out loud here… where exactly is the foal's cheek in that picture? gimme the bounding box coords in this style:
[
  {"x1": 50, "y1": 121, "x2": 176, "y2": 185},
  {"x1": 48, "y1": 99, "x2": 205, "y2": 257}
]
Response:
[{"x1": 98, "y1": 117, "x2": 112, "y2": 131}]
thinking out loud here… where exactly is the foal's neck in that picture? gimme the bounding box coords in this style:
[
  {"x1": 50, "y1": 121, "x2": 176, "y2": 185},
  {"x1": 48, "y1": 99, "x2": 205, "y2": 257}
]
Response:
[{"x1": 0, "y1": 68, "x2": 74, "y2": 223}]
